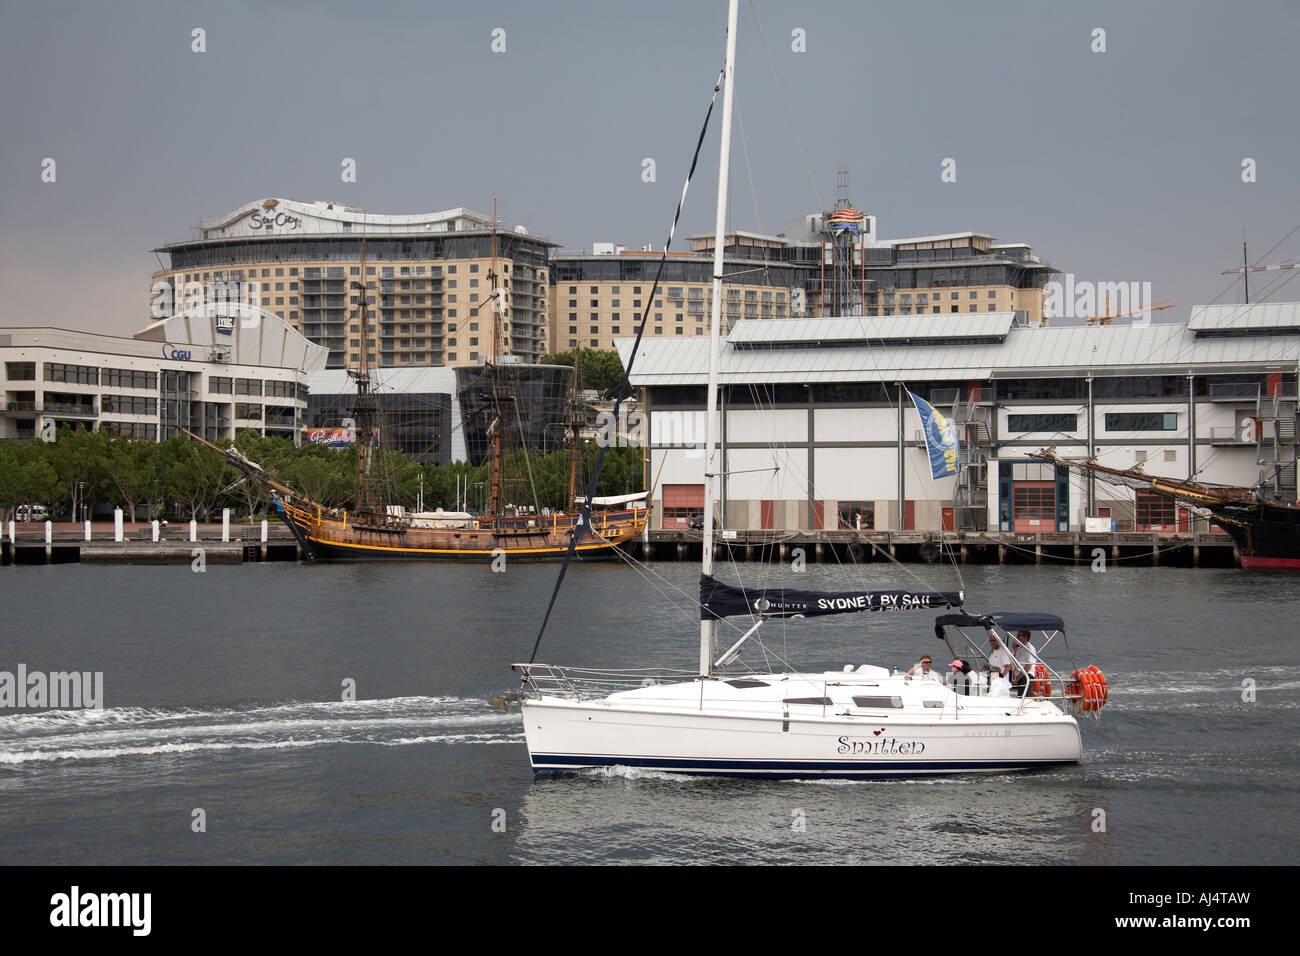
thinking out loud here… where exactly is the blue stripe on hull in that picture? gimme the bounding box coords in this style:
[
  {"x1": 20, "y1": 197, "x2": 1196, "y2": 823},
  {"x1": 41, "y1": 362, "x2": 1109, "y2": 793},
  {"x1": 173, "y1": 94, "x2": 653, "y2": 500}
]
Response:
[{"x1": 530, "y1": 753, "x2": 1075, "y2": 778}]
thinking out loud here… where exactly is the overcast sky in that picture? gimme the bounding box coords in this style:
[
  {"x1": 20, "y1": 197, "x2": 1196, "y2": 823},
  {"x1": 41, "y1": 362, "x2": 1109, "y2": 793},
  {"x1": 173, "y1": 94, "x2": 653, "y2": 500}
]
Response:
[{"x1": 2, "y1": 0, "x2": 1298, "y2": 336}]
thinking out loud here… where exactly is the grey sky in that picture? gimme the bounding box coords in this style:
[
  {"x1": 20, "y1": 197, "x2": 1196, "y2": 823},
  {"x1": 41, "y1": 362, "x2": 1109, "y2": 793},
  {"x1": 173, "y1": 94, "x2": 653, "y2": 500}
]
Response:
[{"x1": 2, "y1": 0, "x2": 1297, "y2": 336}]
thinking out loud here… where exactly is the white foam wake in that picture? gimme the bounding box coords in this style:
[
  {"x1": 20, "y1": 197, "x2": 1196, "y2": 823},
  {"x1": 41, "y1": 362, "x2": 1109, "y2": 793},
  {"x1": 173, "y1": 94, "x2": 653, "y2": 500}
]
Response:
[{"x1": 0, "y1": 696, "x2": 521, "y2": 767}]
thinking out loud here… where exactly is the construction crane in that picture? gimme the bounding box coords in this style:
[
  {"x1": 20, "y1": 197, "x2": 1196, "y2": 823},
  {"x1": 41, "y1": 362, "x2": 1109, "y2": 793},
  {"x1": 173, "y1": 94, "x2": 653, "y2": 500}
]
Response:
[{"x1": 1087, "y1": 299, "x2": 1175, "y2": 324}]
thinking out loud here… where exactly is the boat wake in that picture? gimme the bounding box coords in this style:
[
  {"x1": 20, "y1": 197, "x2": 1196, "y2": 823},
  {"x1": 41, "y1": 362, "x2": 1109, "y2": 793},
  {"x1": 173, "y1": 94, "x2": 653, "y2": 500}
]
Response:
[
  {"x1": 0, "y1": 696, "x2": 523, "y2": 767},
  {"x1": 1109, "y1": 666, "x2": 1300, "y2": 699}
]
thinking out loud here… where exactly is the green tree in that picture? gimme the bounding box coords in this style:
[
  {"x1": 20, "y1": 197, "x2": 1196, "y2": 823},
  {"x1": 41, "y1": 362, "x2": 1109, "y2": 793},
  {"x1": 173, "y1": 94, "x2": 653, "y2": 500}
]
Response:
[
  {"x1": 227, "y1": 429, "x2": 294, "y2": 520},
  {"x1": 0, "y1": 441, "x2": 60, "y2": 522},
  {"x1": 105, "y1": 437, "x2": 159, "y2": 523},
  {"x1": 160, "y1": 436, "x2": 232, "y2": 520},
  {"x1": 542, "y1": 348, "x2": 627, "y2": 398},
  {"x1": 48, "y1": 425, "x2": 110, "y2": 521}
]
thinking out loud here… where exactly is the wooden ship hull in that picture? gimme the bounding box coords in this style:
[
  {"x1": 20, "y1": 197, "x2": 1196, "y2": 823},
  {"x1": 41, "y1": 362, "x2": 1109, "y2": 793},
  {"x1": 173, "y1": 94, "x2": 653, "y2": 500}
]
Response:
[{"x1": 274, "y1": 496, "x2": 645, "y2": 562}]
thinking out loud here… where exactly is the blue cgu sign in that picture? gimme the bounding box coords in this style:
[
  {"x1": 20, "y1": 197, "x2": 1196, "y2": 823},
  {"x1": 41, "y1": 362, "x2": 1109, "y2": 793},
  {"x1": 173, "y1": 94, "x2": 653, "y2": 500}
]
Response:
[{"x1": 161, "y1": 344, "x2": 191, "y2": 361}]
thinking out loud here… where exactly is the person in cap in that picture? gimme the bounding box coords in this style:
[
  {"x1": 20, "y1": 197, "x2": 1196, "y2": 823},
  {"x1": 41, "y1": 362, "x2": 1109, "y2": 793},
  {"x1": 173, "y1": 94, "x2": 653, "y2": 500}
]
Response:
[{"x1": 948, "y1": 658, "x2": 972, "y2": 695}]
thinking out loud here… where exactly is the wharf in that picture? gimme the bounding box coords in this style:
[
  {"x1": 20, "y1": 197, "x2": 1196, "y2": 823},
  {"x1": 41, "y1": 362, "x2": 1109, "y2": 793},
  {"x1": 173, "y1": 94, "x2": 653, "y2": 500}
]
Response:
[
  {"x1": 1, "y1": 523, "x2": 1239, "y2": 568},
  {"x1": 637, "y1": 529, "x2": 1240, "y2": 568}
]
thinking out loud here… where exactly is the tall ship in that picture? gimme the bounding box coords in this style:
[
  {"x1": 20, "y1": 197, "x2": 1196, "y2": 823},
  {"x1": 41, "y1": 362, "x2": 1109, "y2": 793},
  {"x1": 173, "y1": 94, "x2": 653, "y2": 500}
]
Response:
[
  {"x1": 192, "y1": 204, "x2": 646, "y2": 561},
  {"x1": 1032, "y1": 448, "x2": 1300, "y2": 571}
]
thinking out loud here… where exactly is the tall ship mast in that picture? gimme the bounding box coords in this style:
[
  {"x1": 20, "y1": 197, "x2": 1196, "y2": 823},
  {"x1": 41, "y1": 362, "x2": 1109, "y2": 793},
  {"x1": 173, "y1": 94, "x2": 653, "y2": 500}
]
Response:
[{"x1": 348, "y1": 217, "x2": 381, "y2": 520}]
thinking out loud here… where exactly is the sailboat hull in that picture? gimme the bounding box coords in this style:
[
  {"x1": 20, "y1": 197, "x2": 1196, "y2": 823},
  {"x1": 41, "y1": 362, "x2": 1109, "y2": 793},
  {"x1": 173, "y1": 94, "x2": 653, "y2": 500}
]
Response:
[{"x1": 520, "y1": 692, "x2": 1083, "y2": 779}]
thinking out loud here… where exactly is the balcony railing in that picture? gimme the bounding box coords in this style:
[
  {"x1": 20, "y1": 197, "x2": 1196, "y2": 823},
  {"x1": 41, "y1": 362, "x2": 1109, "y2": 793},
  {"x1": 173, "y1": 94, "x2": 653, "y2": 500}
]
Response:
[{"x1": 4, "y1": 401, "x2": 97, "y2": 416}]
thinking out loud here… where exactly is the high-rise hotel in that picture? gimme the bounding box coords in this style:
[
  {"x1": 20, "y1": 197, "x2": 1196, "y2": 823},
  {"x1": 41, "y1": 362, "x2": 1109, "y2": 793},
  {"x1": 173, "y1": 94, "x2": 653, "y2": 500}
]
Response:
[
  {"x1": 548, "y1": 212, "x2": 1057, "y2": 353},
  {"x1": 151, "y1": 199, "x2": 557, "y2": 370}
]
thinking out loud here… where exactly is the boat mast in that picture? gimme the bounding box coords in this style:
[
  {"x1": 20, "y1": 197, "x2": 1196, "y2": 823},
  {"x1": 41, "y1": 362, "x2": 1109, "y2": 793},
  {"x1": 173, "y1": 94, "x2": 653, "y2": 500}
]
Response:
[
  {"x1": 488, "y1": 198, "x2": 506, "y2": 523},
  {"x1": 350, "y1": 213, "x2": 379, "y2": 516},
  {"x1": 568, "y1": 346, "x2": 582, "y2": 506},
  {"x1": 700, "y1": 0, "x2": 739, "y2": 678}
]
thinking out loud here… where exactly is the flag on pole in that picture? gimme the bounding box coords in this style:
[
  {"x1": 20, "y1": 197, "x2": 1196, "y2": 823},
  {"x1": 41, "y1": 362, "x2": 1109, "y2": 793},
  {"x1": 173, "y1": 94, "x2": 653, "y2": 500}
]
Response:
[{"x1": 908, "y1": 391, "x2": 960, "y2": 479}]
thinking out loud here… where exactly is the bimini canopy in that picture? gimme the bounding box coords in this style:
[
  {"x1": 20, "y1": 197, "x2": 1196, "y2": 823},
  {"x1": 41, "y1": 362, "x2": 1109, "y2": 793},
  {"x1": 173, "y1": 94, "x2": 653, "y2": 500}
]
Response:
[
  {"x1": 933, "y1": 611, "x2": 1066, "y2": 639},
  {"x1": 701, "y1": 575, "x2": 963, "y2": 621}
]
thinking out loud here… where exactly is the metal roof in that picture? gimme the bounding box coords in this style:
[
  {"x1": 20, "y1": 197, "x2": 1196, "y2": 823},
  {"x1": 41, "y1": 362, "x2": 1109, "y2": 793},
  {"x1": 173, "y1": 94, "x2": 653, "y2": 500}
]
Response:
[
  {"x1": 727, "y1": 313, "x2": 1015, "y2": 344},
  {"x1": 618, "y1": 310, "x2": 1300, "y2": 386},
  {"x1": 1188, "y1": 302, "x2": 1300, "y2": 333}
]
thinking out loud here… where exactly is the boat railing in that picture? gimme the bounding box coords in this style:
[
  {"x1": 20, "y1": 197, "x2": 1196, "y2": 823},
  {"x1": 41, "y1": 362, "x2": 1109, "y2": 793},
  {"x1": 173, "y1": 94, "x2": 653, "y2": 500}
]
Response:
[{"x1": 515, "y1": 663, "x2": 700, "y2": 700}]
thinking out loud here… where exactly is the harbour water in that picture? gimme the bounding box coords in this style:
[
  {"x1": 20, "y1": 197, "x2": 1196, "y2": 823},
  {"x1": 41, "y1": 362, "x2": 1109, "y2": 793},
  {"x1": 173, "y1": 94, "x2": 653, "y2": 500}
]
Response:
[{"x1": 0, "y1": 559, "x2": 1296, "y2": 865}]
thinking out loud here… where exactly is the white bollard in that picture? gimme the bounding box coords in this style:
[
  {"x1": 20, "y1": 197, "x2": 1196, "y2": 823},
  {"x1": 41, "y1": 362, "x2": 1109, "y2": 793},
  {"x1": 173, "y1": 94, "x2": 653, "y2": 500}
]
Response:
[
  {"x1": 190, "y1": 519, "x2": 198, "y2": 542},
  {"x1": 222, "y1": 508, "x2": 230, "y2": 542},
  {"x1": 44, "y1": 520, "x2": 52, "y2": 544},
  {"x1": 152, "y1": 520, "x2": 160, "y2": 542},
  {"x1": 84, "y1": 520, "x2": 91, "y2": 542},
  {"x1": 114, "y1": 508, "x2": 124, "y2": 542},
  {"x1": 261, "y1": 519, "x2": 268, "y2": 543}
]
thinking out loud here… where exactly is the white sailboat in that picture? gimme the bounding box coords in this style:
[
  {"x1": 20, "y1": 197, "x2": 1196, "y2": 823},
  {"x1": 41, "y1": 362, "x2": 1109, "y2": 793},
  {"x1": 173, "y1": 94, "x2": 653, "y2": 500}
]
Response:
[{"x1": 514, "y1": 0, "x2": 1106, "y2": 779}]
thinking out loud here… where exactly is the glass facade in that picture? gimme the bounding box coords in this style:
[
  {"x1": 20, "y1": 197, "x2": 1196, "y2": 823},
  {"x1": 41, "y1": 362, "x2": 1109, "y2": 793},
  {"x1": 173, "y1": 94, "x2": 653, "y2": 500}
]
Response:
[
  {"x1": 306, "y1": 390, "x2": 453, "y2": 464},
  {"x1": 455, "y1": 363, "x2": 573, "y2": 467}
]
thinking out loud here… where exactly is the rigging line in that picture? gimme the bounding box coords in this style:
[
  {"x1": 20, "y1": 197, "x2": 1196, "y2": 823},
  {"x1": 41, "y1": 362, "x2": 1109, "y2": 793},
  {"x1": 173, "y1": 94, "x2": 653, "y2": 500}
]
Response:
[
  {"x1": 733, "y1": 87, "x2": 764, "y2": 235},
  {"x1": 511, "y1": 395, "x2": 544, "y2": 519},
  {"x1": 1103, "y1": 221, "x2": 1300, "y2": 375},
  {"x1": 609, "y1": 543, "x2": 751, "y2": 637},
  {"x1": 528, "y1": 60, "x2": 730, "y2": 666},
  {"x1": 748, "y1": 0, "x2": 824, "y2": 213}
]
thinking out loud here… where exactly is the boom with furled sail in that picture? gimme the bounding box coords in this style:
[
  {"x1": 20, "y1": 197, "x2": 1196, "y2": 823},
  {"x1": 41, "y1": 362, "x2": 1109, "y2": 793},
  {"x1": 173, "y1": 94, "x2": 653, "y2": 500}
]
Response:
[{"x1": 700, "y1": 575, "x2": 963, "y2": 620}]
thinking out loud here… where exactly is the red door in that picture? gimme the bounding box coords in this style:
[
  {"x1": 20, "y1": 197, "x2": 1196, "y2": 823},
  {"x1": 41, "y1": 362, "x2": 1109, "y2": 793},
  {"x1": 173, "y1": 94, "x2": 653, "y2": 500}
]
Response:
[
  {"x1": 663, "y1": 483, "x2": 704, "y2": 529},
  {"x1": 760, "y1": 500, "x2": 775, "y2": 530},
  {"x1": 1011, "y1": 481, "x2": 1054, "y2": 532},
  {"x1": 941, "y1": 507, "x2": 954, "y2": 531},
  {"x1": 813, "y1": 500, "x2": 824, "y2": 531},
  {"x1": 904, "y1": 500, "x2": 916, "y2": 531}
]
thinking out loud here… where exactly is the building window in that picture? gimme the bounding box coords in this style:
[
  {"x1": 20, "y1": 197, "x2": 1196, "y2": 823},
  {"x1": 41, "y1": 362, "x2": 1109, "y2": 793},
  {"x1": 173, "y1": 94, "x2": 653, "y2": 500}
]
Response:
[
  {"x1": 1105, "y1": 412, "x2": 1178, "y2": 431},
  {"x1": 838, "y1": 501, "x2": 875, "y2": 530},
  {"x1": 1008, "y1": 414, "x2": 1078, "y2": 433},
  {"x1": 43, "y1": 362, "x2": 98, "y2": 385},
  {"x1": 5, "y1": 362, "x2": 36, "y2": 381}
]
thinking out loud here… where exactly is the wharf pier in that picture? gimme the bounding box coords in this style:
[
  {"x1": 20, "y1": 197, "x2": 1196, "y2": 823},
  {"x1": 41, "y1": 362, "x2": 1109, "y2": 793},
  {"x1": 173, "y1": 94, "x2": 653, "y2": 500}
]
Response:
[
  {"x1": 638, "y1": 528, "x2": 1239, "y2": 568},
  {"x1": 1, "y1": 521, "x2": 1240, "y2": 568}
]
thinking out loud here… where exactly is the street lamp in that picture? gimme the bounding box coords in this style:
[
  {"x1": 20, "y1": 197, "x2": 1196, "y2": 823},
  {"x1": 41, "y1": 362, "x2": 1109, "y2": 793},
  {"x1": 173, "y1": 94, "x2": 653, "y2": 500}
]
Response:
[{"x1": 76, "y1": 481, "x2": 85, "y2": 524}]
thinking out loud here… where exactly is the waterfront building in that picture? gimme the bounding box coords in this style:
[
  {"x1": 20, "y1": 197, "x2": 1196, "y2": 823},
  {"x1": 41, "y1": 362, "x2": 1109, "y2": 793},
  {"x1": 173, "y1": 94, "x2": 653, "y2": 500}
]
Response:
[
  {"x1": 304, "y1": 361, "x2": 572, "y2": 467},
  {"x1": 623, "y1": 303, "x2": 1300, "y2": 534},
  {"x1": 552, "y1": 216, "x2": 1055, "y2": 354},
  {"x1": 0, "y1": 312, "x2": 327, "y2": 443},
  {"x1": 152, "y1": 199, "x2": 557, "y2": 370},
  {"x1": 547, "y1": 239, "x2": 803, "y2": 353}
]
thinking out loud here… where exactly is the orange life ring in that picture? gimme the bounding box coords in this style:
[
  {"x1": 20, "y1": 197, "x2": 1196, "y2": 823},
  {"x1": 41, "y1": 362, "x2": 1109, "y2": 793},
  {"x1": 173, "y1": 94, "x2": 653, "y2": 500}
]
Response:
[
  {"x1": 1070, "y1": 666, "x2": 1108, "y2": 711},
  {"x1": 1030, "y1": 663, "x2": 1053, "y2": 697}
]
